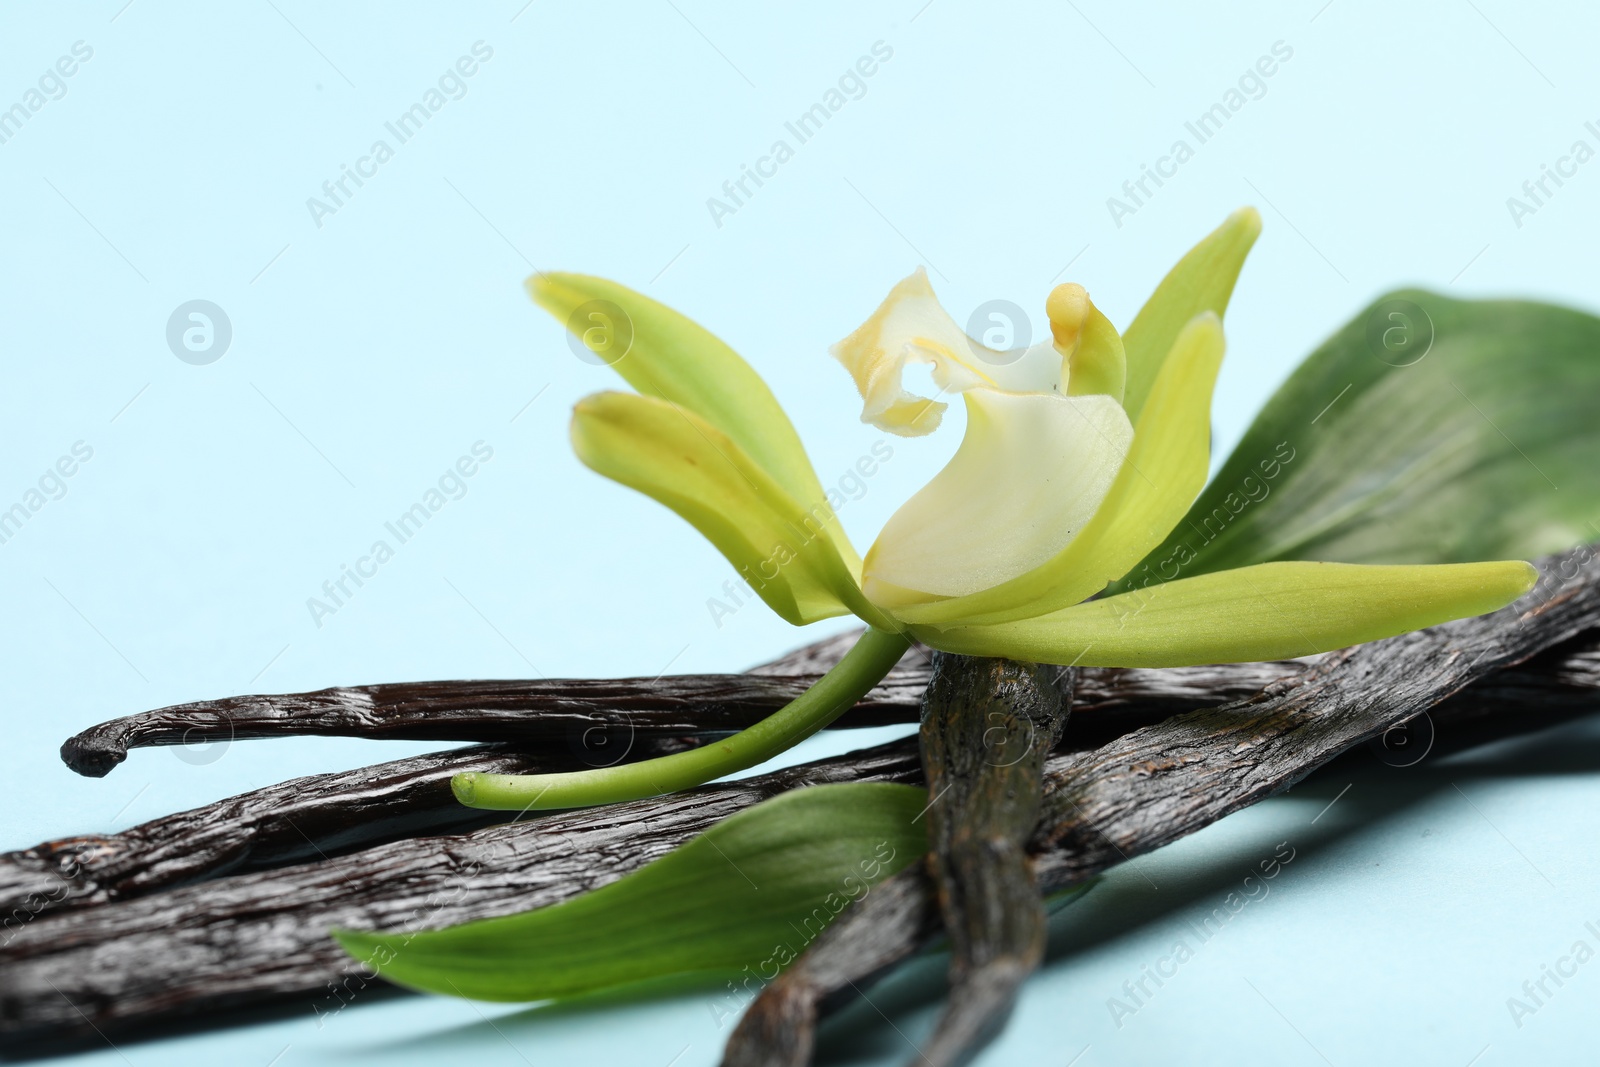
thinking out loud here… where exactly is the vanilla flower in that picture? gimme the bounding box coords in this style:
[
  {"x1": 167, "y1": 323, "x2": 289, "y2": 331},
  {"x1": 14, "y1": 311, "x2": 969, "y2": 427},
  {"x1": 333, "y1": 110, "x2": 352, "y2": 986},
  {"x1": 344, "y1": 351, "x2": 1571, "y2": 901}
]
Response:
[{"x1": 455, "y1": 208, "x2": 1534, "y2": 811}]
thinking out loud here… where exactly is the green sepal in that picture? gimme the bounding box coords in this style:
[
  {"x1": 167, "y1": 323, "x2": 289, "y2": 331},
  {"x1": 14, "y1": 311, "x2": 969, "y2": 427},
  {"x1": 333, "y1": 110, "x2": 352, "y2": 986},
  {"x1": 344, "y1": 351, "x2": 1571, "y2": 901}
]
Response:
[
  {"x1": 1119, "y1": 206, "x2": 1260, "y2": 421},
  {"x1": 918, "y1": 559, "x2": 1536, "y2": 667}
]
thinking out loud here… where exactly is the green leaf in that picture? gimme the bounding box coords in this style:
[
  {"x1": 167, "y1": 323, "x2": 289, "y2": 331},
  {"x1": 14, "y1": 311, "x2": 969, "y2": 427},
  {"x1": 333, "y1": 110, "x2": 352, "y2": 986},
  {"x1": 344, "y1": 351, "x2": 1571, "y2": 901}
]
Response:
[
  {"x1": 1115, "y1": 290, "x2": 1600, "y2": 589},
  {"x1": 918, "y1": 559, "x2": 1536, "y2": 667},
  {"x1": 1119, "y1": 206, "x2": 1260, "y2": 421},
  {"x1": 571, "y1": 390, "x2": 872, "y2": 626},
  {"x1": 335, "y1": 783, "x2": 928, "y2": 1002},
  {"x1": 531, "y1": 272, "x2": 858, "y2": 571}
]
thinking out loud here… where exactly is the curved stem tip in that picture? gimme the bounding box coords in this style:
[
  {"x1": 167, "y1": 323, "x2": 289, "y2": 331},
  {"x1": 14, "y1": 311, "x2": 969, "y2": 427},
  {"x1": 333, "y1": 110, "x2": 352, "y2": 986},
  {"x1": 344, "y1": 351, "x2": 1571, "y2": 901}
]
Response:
[{"x1": 452, "y1": 627, "x2": 912, "y2": 811}]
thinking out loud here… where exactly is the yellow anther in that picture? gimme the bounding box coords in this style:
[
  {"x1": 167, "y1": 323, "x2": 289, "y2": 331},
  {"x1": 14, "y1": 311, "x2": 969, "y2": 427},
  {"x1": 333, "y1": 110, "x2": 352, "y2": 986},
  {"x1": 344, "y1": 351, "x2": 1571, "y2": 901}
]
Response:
[{"x1": 1047, "y1": 284, "x2": 1126, "y2": 403}]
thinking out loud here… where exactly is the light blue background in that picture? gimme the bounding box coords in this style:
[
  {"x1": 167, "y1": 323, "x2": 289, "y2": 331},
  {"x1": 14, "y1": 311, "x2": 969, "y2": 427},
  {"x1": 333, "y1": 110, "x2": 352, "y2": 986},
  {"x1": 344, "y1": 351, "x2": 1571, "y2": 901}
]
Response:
[{"x1": 3, "y1": 1, "x2": 1598, "y2": 1064}]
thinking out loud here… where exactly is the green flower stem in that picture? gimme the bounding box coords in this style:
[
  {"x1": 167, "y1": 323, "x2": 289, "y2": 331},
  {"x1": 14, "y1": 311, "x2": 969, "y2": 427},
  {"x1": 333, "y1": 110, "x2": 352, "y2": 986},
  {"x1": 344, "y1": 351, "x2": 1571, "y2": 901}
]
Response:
[{"x1": 452, "y1": 627, "x2": 913, "y2": 811}]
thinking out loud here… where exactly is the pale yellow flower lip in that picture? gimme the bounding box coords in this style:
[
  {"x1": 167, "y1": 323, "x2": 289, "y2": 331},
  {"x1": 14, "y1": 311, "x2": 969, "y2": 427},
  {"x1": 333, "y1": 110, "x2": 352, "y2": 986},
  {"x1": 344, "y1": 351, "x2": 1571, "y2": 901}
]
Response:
[
  {"x1": 861, "y1": 387, "x2": 1133, "y2": 606},
  {"x1": 829, "y1": 268, "x2": 1135, "y2": 607},
  {"x1": 829, "y1": 267, "x2": 1070, "y2": 436}
]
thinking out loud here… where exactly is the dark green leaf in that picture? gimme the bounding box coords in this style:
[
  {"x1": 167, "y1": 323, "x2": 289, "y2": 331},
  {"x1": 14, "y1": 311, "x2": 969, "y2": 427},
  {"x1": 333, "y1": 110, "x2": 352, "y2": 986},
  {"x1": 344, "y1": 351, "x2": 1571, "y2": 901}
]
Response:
[
  {"x1": 335, "y1": 782, "x2": 927, "y2": 1002},
  {"x1": 1113, "y1": 289, "x2": 1600, "y2": 590}
]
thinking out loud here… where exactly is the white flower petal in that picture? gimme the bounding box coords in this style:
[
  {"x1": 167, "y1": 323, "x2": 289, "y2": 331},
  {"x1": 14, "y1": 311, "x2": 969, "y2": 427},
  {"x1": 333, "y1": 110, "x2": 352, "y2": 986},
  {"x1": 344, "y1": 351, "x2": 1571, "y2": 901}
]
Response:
[
  {"x1": 830, "y1": 268, "x2": 1066, "y2": 436},
  {"x1": 862, "y1": 389, "x2": 1134, "y2": 604}
]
